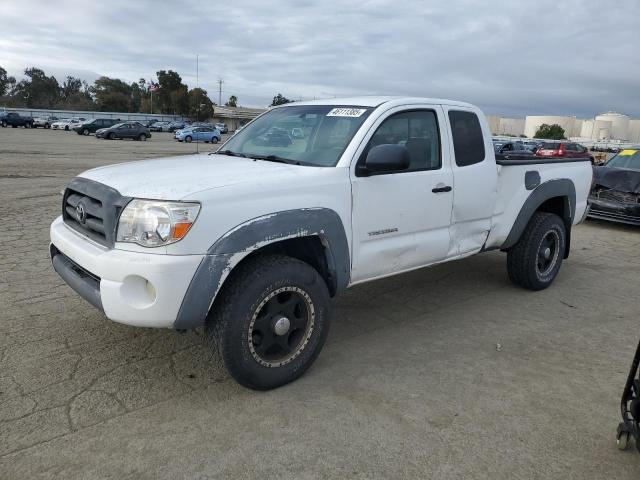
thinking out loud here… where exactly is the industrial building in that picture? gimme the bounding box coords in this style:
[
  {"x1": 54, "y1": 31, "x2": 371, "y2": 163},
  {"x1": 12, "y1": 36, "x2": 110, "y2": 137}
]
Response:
[{"x1": 491, "y1": 111, "x2": 640, "y2": 143}]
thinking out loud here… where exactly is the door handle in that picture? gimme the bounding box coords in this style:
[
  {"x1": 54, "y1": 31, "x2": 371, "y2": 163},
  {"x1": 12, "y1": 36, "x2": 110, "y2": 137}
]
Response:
[{"x1": 432, "y1": 185, "x2": 452, "y2": 193}]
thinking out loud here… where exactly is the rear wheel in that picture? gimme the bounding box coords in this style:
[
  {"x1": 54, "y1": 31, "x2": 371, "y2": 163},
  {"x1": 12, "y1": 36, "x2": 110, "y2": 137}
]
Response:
[
  {"x1": 65, "y1": 125, "x2": 69, "y2": 131},
  {"x1": 507, "y1": 212, "x2": 566, "y2": 290},
  {"x1": 1, "y1": 121, "x2": 6, "y2": 128},
  {"x1": 211, "y1": 136, "x2": 219, "y2": 144},
  {"x1": 205, "y1": 254, "x2": 331, "y2": 390},
  {"x1": 45, "y1": 123, "x2": 50, "y2": 129},
  {"x1": 138, "y1": 133, "x2": 147, "y2": 141}
]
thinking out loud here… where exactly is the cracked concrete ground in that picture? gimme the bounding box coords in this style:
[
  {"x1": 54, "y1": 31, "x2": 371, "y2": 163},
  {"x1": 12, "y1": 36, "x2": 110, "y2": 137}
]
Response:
[{"x1": 1, "y1": 127, "x2": 639, "y2": 479}]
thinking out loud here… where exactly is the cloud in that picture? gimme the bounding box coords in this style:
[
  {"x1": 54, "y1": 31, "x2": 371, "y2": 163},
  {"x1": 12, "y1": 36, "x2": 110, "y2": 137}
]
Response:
[{"x1": 2, "y1": 0, "x2": 639, "y2": 117}]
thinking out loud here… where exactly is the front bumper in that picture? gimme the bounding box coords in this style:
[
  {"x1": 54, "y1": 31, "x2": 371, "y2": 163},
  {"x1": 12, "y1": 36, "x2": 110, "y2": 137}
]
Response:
[
  {"x1": 50, "y1": 216, "x2": 204, "y2": 328},
  {"x1": 587, "y1": 196, "x2": 640, "y2": 226}
]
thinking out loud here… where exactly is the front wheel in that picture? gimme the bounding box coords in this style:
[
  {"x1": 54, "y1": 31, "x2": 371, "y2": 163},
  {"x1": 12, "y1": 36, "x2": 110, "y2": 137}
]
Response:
[
  {"x1": 45, "y1": 123, "x2": 50, "y2": 129},
  {"x1": 65, "y1": 125, "x2": 69, "y2": 131},
  {"x1": 184, "y1": 135, "x2": 192, "y2": 143},
  {"x1": 1, "y1": 121, "x2": 6, "y2": 128},
  {"x1": 507, "y1": 212, "x2": 566, "y2": 290},
  {"x1": 83, "y1": 128, "x2": 90, "y2": 136},
  {"x1": 108, "y1": 132, "x2": 116, "y2": 140},
  {"x1": 205, "y1": 254, "x2": 331, "y2": 390}
]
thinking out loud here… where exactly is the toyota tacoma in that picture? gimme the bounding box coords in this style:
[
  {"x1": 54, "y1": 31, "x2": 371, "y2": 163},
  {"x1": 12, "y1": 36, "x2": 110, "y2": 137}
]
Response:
[{"x1": 50, "y1": 97, "x2": 592, "y2": 390}]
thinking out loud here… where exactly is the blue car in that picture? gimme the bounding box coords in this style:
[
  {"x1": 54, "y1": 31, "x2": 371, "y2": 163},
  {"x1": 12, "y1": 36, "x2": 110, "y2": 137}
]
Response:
[{"x1": 174, "y1": 126, "x2": 221, "y2": 144}]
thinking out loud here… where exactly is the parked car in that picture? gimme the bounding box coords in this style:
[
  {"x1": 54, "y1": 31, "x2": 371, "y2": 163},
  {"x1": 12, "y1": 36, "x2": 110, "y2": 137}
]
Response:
[
  {"x1": 0, "y1": 111, "x2": 34, "y2": 128},
  {"x1": 50, "y1": 96, "x2": 593, "y2": 390},
  {"x1": 74, "y1": 118, "x2": 121, "y2": 135},
  {"x1": 493, "y1": 141, "x2": 535, "y2": 158},
  {"x1": 588, "y1": 147, "x2": 640, "y2": 225},
  {"x1": 52, "y1": 117, "x2": 86, "y2": 131},
  {"x1": 168, "y1": 121, "x2": 190, "y2": 133},
  {"x1": 215, "y1": 122, "x2": 229, "y2": 134},
  {"x1": 95, "y1": 122, "x2": 151, "y2": 140},
  {"x1": 254, "y1": 128, "x2": 293, "y2": 147},
  {"x1": 150, "y1": 121, "x2": 171, "y2": 132},
  {"x1": 33, "y1": 115, "x2": 59, "y2": 128},
  {"x1": 141, "y1": 119, "x2": 159, "y2": 128},
  {"x1": 535, "y1": 142, "x2": 591, "y2": 159},
  {"x1": 174, "y1": 126, "x2": 221, "y2": 143}
]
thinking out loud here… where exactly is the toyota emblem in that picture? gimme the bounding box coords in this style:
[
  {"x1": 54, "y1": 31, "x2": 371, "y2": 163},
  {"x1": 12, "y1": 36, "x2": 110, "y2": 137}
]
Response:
[{"x1": 76, "y1": 203, "x2": 87, "y2": 224}]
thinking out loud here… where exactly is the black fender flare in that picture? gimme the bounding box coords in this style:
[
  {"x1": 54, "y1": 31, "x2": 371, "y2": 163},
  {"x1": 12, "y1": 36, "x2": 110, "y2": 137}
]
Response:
[
  {"x1": 173, "y1": 208, "x2": 350, "y2": 329},
  {"x1": 501, "y1": 179, "x2": 576, "y2": 255}
]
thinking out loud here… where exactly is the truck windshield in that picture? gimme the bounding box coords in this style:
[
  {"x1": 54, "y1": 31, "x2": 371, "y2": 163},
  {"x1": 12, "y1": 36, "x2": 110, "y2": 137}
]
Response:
[{"x1": 219, "y1": 105, "x2": 373, "y2": 167}]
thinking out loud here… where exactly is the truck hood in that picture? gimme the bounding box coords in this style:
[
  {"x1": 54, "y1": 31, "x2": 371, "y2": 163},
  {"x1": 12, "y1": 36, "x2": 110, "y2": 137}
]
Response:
[{"x1": 79, "y1": 153, "x2": 325, "y2": 199}]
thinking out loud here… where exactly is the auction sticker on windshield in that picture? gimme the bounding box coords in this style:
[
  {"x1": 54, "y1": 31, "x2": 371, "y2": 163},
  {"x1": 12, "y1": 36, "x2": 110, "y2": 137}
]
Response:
[
  {"x1": 619, "y1": 149, "x2": 638, "y2": 156},
  {"x1": 326, "y1": 108, "x2": 367, "y2": 117}
]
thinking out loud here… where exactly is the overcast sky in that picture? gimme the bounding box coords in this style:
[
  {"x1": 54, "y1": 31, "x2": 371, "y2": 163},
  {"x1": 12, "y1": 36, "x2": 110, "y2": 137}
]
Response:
[{"x1": 2, "y1": 0, "x2": 639, "y2": 118}]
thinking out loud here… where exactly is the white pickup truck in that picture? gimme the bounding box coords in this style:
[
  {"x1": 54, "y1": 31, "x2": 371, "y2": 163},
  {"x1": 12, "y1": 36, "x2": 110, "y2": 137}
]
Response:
[{"x1": 50, "y1": 97, "x2": 592, "y2": 389}]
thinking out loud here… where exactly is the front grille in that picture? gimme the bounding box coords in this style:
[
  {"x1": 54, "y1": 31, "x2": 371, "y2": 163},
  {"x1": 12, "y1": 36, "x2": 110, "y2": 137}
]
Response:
[
  {"x1": 62, "y1": 177, "x2": 131, "y2": 248},
  {"x1": 597, "y1": 190, "x2": 639, "y2": 204}
]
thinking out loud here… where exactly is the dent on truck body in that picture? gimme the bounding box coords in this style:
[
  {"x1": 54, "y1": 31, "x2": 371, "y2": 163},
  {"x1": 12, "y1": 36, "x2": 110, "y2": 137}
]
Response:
[{"x1": 173, "y1": 208, "x2": 349, "y2": 329}]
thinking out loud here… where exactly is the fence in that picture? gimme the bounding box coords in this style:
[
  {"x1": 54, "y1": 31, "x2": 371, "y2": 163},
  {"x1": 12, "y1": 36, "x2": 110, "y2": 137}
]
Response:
[{"x1": 0, "y1": 106, "x2": 185, "y2": 122}]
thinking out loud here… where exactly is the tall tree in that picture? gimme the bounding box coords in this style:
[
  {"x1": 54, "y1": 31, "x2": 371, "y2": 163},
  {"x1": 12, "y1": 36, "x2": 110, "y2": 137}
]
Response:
[
  {"x1": 225, "y1": 95, "x2": 238, "y2": 107},
  {"x1": 188, "y1": 87, "x2": 214, "y2": 120},
  {"x1": 0, "y1": 66, "x2": 16, "y2": 97},
  {"x1": 271, "y1": 93, "x2": 292, "y2": 106},
  {"x1": 156, "y1": 70, "x2": 189, "y2": 115},
  {"x1": 91, "y1": 76, "x2": 133, "y2": 112},
  {"x1": 12, "y1": 67, "x2": 60, "y2": 108}
]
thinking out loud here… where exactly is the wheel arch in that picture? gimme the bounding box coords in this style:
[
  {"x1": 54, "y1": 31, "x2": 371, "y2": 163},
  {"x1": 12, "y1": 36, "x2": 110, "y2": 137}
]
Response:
[
  {"x1": 501, "y1": 179, "x2": 576, "y2": 258},
  {"x1": 173, "y1": 208, "x2": 350, "y2": 329}
]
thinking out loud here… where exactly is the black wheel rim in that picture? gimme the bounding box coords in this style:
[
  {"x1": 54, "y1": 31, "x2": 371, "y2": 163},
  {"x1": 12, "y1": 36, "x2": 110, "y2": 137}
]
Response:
[
  {"x1": 536, "y1": 230, "x2": 560, "y2": 276},
  {"x1": 248, "y1": 287, "x2": 315, "y2": 367}
]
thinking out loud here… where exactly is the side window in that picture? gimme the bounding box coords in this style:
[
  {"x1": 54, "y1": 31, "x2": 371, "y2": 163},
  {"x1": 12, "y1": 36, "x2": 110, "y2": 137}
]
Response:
[
  {"x1": 448, "y1": 110, "x2": 485, "y2": 167},
  {"x1": 361, "y1": 110, "x2": 441, "y2": 172}
]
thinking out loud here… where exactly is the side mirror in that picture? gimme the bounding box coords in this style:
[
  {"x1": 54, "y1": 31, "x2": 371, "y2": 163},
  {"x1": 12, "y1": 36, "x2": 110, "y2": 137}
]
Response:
[{"x1": 364, "y1": 144, "x2": 410, "y2": 173}]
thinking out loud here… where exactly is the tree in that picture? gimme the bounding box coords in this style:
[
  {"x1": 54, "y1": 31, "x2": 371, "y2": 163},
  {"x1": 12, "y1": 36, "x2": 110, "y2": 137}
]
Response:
[
  {"x1": 188, "y1": 88, "x2": 214, "y2": 121},
  {"x1": 0, "y1": 66, "x2": 16, "y2": 97},
  {"x1": 271, "y1": 93, "x2": 292, "y2": 106},
  {"x1": 156, "y1": 70, "x2": 189, "y2": 115},
  {"x1": 225, "y1": 95, "x2": 238, "y2": 107},
  {"x1": 91, "y1": 76, "x2": 133, "y2": 112},
  {"x1": 534, "y1": 123, "x2": 566, "y2": 140},
  {"x1": 12, "y1": 67, "x2": 60, "y2": 108}
]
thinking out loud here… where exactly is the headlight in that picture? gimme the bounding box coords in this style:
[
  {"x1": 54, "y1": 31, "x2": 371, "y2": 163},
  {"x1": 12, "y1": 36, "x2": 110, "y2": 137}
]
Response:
[{"x1": 116, "y1": 199, "x2": 200, "y2": 247}]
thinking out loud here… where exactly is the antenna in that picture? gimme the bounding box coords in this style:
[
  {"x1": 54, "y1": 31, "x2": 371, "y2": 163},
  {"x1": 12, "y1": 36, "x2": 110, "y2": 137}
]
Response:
[{"x1": 217, "y1": 78, "x2": 224, "y2": 106}]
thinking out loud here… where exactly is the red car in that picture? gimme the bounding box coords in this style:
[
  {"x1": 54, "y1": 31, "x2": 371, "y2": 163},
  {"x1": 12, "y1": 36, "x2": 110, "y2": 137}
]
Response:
[{"x1": 535, "y1": 142, "x2": 590, "y2": 159}]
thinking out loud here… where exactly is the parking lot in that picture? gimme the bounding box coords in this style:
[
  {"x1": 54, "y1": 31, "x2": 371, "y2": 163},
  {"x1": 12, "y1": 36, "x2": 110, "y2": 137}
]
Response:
[{"x1": 1, "y1": 127, "x2": 639, "y2": 479}]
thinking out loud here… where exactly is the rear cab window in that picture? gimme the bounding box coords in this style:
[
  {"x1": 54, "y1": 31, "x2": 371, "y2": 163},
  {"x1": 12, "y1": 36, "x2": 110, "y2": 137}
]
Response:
[{"x1": 448, "y1": 110, "x2": 485, "y2": 166}]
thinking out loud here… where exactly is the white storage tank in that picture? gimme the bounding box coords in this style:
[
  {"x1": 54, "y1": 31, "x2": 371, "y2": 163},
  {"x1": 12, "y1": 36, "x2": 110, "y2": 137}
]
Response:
[{"x1": 595, "y1": 112, "x2": 629, "y2": 140}]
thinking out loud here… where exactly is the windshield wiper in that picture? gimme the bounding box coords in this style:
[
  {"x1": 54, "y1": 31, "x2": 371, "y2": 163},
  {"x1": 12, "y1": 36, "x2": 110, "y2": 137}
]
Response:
[
  {"x1": 211, "y1": 149, "x2": 249, "y2": 158},
  {"x1": 249, "y1": 154, "x2": 300, "y2": 165}
]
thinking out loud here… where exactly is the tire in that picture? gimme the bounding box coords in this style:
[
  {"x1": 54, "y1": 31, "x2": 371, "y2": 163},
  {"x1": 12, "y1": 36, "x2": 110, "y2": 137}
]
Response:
[
  {"x1": 45, "y1": 123, "x2": 50, "y2": 129},
  {"x1": 25, "y1": 122, "x2": 31, "y2": 128},
  {"x1": 108, "y1": 132, "x2": 116, "y2": 140},
  {"x1": 211, "y1": 136, "x2": 219, "y2": 144},
  {"x1": 1, "y1": 121, "x2": 6, "y2": 128},
  {"x1": 65, "y1": 125, "x2": 69, "y2": 131},
  {"x1": 138, "y1": 133, "x2": 147, "y2": 141},
  {"x1": 12, "y1": 125, "x2": 17, "y2": 128},
  {"x1": 83, "y1": 129, "x2": 90, "y2": 136},
  {"x1": 507, "y1": 211, "x2": 566, "y2": 291},
  {"x1": 185, "y1": 135, "x2": 192, "y2": 143},
  {"x1": 205, "y1": 254, "x2": 331, "y2": 390}
]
